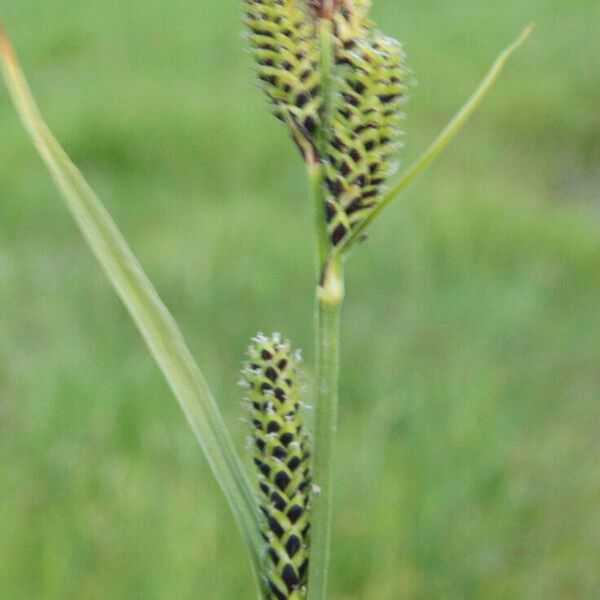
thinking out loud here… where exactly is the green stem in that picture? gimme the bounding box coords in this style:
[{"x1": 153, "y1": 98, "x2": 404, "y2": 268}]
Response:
[
  {"x1": 308, "y1": 259, "x2": 345, "y2": 600},
  {"x1": 309, "y1": 17, "x2": 335, "y2": 268},
  {"x1": 309, "y1": 159, "x2": 330, "y2": 270},
  {"x1": 316, "y1": 18, "x2": 334, "y2": 157},
  {"x1": 306, "y1": 16, "x2": 344, "y2": 599}
]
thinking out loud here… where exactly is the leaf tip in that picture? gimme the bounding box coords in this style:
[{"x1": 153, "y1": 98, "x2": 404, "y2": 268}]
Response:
[
  {"x1": 514, "y1": 22, "x2": 535, "y2": 49},
  {"x1": 0, "y1": 24, "x2": 16, "y2": 61}
]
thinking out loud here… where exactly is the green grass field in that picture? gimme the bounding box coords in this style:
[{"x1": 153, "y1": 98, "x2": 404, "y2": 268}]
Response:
[{"x1": 1, "y1": 0, "x2": 600, "y2": 598}]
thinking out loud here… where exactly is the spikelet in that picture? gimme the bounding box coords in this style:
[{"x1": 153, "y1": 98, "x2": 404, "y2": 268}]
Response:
[
  {"x1": 241, "y1": 333, "x2": 311, "y2": 599},
  {"x1": 244, "y1": 0, "x2": 322, "y2": 142},
  {"x1": 325, "y1": 31, "x2": 409, "y2": 245}
]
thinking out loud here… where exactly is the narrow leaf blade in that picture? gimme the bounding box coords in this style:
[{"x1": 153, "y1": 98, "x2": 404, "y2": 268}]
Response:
[{"x1": 0, "y1": 27, "x2": 266, "y2": 597}]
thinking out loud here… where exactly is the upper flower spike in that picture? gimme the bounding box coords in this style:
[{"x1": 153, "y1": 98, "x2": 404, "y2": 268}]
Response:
[
  {"x1": 325, "y1": 31, "x2": 409, "y2": 246},
  {"x1": 245, "y1": 0, "x2": 322, "y2": 143},
  {"x1": 244, "y1": 0, "x2": 410, "y2": 249}
]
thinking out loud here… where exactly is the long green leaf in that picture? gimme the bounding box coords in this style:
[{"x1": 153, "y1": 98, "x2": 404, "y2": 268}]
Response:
[
  {"x1": 337, "y1": 23, "x2": 534, "y2": 257},
  {"x1": 0, "y1": 28, "x2": 266, "y2": 598}
]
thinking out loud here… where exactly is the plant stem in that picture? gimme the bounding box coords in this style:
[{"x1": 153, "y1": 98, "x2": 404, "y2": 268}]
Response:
[
  {"x1": 309, "y1": 159, "x2": 330, "y2": 270},
  {"x1": 315, "y1": 18, "x2": 334, "y2": 157},
  {"x1": 310, "y1": 17, "x2": 335, "y2": 269},
  {"x1": 308, "y1": 258, "x2": 345, "y2": 600},
  {"x1": 305, "y1": 16, "x2": 344, "y2": 599}
]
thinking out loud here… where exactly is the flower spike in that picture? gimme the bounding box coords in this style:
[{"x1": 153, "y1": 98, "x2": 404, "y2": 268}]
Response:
[
  {"x1": 245, "y1": 0, "x2": 322, "y2": 144},
  {"x1": 242, "y1": 334, "x2": 311, "y2": 599},
  {"x1": 325, "y1": 30, "x2": 409, "y2": 245}
]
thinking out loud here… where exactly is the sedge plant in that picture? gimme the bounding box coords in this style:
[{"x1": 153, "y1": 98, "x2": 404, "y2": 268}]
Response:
[{"x1": 0, "y1": 2, "x2": 531, "y2": 598}]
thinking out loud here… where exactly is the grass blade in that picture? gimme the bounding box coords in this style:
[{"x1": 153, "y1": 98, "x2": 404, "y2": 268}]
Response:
[
  {"x1": 337, "y1": 23, "x2": 534, "y2": 257},
  {"x1": 0, "y1": 28, "x2": 266, "y2": 597}
]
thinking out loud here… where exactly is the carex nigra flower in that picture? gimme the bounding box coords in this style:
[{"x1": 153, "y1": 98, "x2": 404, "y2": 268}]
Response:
[
  {"x1": 244, "y1": 0, "x2": 322, "y2": 141},
  {"x1": 325, "y1": 30, "x2": 408, "y2": 245},
  {"x1": 244, "y1": 0, "x2": 410, "y2": 250},
  {"x1": 241, "y1": 333, "x2": 311, "y2": 599}
]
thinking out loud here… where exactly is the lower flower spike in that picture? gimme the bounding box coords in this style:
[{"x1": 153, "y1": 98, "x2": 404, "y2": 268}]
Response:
[{"x1": 241, "y1": 333, "x2": 311, "y2": 599}]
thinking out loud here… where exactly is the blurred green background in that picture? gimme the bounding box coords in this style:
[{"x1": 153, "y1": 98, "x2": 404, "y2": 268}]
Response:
[{"x1": 1, "y1": 0, "x2": 600, "y2": 598}]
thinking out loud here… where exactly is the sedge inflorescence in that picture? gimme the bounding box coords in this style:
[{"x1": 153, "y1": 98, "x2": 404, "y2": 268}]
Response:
[
  {"x1": 244, "y1": 0, "x2": 409, "y2": 248},
  {"x1": 244, "y1": 0, "x2": 323, "y2": 138},
  {"x1": 241, "y1": 333, "x2": 311, "y2": 599}
]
